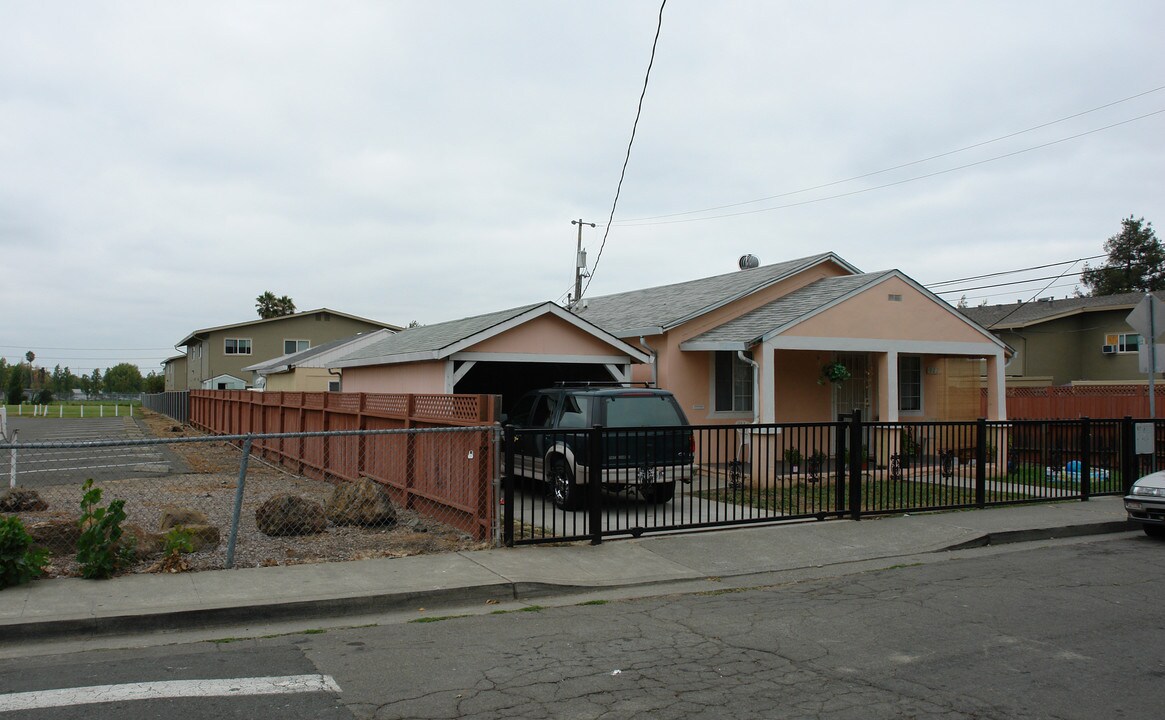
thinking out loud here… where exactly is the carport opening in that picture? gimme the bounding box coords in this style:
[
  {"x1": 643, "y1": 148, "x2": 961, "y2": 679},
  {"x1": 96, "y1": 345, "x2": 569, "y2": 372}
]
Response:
[{"x1": 454, "y1": 361, "x2": 616, "y2": 415}]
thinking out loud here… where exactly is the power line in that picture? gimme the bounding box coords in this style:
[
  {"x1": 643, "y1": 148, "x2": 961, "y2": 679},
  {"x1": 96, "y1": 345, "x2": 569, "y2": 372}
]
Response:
[
  {"x1": 0, "y1": 345, "x2": 171, "y2": 352},
  {"x1": 609, "y1": 108, "x2": 1165, "y2": 227},
  {"x1": 926, "y1": 255, "x2": 1105, "y2": 287},
  {"x1": 932, "y1": 270, "x2": 1085, "y2": 294},
  {"x1": 614, "y1": 85, "x2": 1165, "y2": 224},
  {"x1": 986, "y1": 260, "x2": 1084, "y2": 328},
  {"x1": 581, "y1": 0, "x2": 667, "y2": 299}
]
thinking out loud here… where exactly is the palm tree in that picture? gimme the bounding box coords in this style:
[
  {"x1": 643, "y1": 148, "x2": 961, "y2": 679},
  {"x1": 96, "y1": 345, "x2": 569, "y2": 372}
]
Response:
[{"x1": 255, "y1": 292, "x2": 297, "y2": 319}]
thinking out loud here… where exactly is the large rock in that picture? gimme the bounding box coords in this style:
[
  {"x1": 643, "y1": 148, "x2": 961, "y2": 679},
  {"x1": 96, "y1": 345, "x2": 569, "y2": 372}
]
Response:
[
  {"x1": 327, "y1": 478, "x2": 398, "y2": 527},
  {"x1": 158, "y1": 506, "x2": 210, "y2": 531},
  {"x1": 122, "y1": 523, "x2": 165, "y2": 559},
  {"x1": 182, "y1": 524, "x2": 221, "y2": 551},
  {"x1": 0, "y1": 488, "x2": 48, "y2": 512},
  {"x1": 25, "y1": 518, "x2": 80, "y2": 554},
  {"x1": 255, "y1": 494, "x2": 327, "y2": 537}
]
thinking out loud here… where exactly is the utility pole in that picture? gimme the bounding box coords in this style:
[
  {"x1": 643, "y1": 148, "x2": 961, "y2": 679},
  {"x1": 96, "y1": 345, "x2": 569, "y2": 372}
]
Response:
[{"x1": 571, "y1": 219, "x2": 595, "y2": 306}]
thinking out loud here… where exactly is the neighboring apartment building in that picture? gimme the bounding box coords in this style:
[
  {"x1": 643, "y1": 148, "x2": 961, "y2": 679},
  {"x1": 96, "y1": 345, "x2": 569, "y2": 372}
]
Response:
[
  {"x1": 959, "y1": 291, "x2": 1165, "y2": 386},
  {"x1": 171, "y1": 309, "x2": 400, "y2": 391},
  {"x1": 161, "y1": 354, "x2": 189, "y2": 391}
]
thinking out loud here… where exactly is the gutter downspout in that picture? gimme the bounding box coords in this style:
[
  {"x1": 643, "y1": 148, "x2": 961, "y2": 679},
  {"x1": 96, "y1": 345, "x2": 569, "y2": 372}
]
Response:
[
  {"x1": 737, "y1": 349, "x2": 760, "y2": 425},
  {"x1": 328, "y1": 367, "x2": 342, "y2": 392},
  {"x1": 639, "y1": 336, "x2": 658, "y2": 387}
]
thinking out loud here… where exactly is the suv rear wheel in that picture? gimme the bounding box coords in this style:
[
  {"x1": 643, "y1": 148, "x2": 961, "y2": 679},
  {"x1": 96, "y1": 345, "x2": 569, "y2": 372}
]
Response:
[{"x1": 548, "y1": 456, "x2": 581, "y2": 510}]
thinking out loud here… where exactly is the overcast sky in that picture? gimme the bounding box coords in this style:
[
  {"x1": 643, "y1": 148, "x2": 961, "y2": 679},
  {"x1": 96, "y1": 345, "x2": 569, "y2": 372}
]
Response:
[{"x1": 1, "y1": 1, "x2": 1162, "y2": 376}]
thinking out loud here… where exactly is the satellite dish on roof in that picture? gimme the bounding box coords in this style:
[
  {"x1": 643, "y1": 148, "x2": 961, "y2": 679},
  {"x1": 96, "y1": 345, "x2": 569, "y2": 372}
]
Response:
[{"x1": 738, "y1": 254, "x2": 760, "y2": 270}]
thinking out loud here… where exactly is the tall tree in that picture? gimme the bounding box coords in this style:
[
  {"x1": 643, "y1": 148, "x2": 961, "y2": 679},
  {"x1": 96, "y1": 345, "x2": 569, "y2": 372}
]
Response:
[
  {"x1": 143, "y1": 372, "x2": 165, "y2": 394},
  {"x1": 6, "y1": 368, "x2": 22, "y2": 405},
  {"x1": 1081, "y1": 216, "x2": 1164, "y2": 296},
  {"x1": 103, "y1": 363, "x2": 143, "y2": 393},
  {"x1": 255, "y1": 291, "x2": 297, "y2": 319}
]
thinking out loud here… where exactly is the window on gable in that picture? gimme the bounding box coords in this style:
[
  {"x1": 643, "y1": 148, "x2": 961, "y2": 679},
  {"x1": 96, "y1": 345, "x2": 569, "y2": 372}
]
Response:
[
  {"x1": 224, "y1": 338, "x2": 252, "y2": 355},
  {"x1": 714, "y1": 351, "x2": 754, "y2": 413},
  {"x1": 898, "y1": 355, "x2": 922, "y2": 413},
  {"x1": 1105, "y1": 333, "x2": 1141, "y2": 353},
  {"x1": 284, "y1": 339, "x2": 310, "y2": 355}
]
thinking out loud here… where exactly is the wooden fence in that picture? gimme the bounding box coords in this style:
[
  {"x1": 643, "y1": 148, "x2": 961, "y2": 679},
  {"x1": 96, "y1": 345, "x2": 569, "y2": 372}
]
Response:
[
  {"x1": 981, "y1": 384, "x2": 1165, "y2": 420},
  {"x1": 190, "y1": 390, "x2": 501, "y2": 540}
]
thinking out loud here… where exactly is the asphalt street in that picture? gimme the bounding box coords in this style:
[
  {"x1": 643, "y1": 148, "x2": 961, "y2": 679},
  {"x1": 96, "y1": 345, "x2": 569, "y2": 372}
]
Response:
[{"x1": 0, "y1": 532, "x2": 1157, "y2": 719}]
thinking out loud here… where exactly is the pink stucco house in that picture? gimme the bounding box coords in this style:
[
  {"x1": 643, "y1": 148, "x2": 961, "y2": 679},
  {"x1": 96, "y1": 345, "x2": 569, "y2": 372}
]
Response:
[
  {"x1": 328, "y1": 253, "x2": 1009, "y2": 430},
  {"x1": 573, "y1": 252, "x2": 1009, "y2": 427}
]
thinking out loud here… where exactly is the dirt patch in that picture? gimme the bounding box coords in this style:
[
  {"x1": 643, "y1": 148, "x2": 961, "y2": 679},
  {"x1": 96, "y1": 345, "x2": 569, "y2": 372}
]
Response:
[{"x1": 11, "y1": 410, "x2": 492, "y2": 578}]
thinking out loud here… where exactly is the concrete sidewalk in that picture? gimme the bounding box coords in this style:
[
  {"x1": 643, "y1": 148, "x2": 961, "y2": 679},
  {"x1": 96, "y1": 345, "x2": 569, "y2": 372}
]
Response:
[{"x1": 0, "y1": 497, "x2": 1136, "y2": 645}]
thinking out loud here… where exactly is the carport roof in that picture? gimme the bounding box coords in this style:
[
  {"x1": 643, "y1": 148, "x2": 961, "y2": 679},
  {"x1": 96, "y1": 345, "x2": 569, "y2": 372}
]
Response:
[
  {"x1": 329, "y1": 302, "x2": 650, "y2": 368},
  {"x1": 571, "y1": 252, "x2": 860, "y2": 336}
]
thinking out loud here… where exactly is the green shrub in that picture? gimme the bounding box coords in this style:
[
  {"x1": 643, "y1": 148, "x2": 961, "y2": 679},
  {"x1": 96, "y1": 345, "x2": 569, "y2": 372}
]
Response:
[
  {"x1": 162, "y1": 527, "x2": 195, "y2": 556},
  {"x1": 0, "y1": 515, "x2": 49, "y2": 590},
  {"x1": 76, "y1": 479, "x2": 134, "y2": 579}
]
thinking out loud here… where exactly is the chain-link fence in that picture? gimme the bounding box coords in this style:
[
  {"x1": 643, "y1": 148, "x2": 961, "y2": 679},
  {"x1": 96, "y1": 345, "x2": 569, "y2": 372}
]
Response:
[{"x1": 0, "y1": 423, "x2": 499, "y2": 577}]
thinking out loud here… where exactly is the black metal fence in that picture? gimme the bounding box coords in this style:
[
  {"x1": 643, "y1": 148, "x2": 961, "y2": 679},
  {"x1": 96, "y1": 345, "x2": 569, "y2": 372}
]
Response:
[
  {"x1": 503, "y1": 415, "x2": 1164, "y2": 545},
  {"x1": 140, "y1": 390, "x2": 190, "y2": 424}
]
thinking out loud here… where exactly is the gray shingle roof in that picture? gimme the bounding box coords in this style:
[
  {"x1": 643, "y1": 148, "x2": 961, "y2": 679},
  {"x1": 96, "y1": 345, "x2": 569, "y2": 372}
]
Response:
[
  {"x1": 571, "y1": 252, "x2": 858, "y2": 336},
  {"x1": 684, "y1": 272, "x2": 895, "y2": 346},
  {"x1": 959, "y1": 291, "x2": 1163, "y2": 329},
  {"x1": 243, "y1": 329, "x2": 395, "y2": 373},
  {"x1": 330, "y1": 303, "x2": 547, "y2": 366},
  {"x1": 176, "y1": 308, "x2": 400, "y2": 346}
]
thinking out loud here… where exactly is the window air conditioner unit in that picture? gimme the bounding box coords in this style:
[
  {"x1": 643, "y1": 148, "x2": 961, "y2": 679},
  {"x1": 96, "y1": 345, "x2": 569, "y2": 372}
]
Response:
[{"x1": 1101, "y1": 344, "x2": 1117, "y2": 354}]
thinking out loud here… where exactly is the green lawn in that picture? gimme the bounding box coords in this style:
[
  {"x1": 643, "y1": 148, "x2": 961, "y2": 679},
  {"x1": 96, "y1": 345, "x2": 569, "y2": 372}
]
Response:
[
  {"x1": 701, "y1": 478, "x2": 1029, "y2": 515},
  {"x1": 993, "y1": 463, "x2": 1124, "y2": 494},
  {"x1": 2, "y1": 401, "x2": 141, "y2": 419}
]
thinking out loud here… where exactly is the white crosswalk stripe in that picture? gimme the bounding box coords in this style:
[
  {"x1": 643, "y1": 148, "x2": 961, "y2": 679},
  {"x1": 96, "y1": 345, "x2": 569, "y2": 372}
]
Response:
[{"x1": 0, "y1": 674, "x2": 341, "y2": 712}]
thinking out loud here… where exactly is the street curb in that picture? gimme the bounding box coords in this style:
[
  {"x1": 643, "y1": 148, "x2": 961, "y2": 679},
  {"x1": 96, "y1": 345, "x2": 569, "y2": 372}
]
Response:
[
  {"x1": 0, "y1": 583, "x2": 518, "y2": 645},
  {"x1": 941, "y1": 520, "x2": 1137, "y2": 550},
  {"x1": 0, "y1": 519, "x2": 1138, "y2": 645}
]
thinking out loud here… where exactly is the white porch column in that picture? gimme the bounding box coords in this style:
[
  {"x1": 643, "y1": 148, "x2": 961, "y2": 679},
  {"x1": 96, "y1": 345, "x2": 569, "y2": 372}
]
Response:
[
  {"x1": 761, "y1": 339, "x2": 776, "y2": 423},
  {"x1": 985, "y1": 351, "x2": 1007, "y2": 420},
  {"x1": 884, "y1": 350, "x2": 899, "y2": 422}
]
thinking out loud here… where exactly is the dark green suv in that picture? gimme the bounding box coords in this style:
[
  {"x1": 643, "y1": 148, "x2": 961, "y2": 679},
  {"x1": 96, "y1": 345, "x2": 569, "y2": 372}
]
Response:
[{"x1": 505, "y1": 386, "x2": 694, "y2": 510}]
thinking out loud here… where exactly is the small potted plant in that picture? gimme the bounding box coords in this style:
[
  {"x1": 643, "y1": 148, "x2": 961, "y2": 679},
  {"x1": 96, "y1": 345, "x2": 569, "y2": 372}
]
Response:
[
  {"x1": 808, "y1": 450, "x2": 827, "y2": 481},
  {"x1": 783, "y1": 447, "x2": 802, "y2": 474},
  {"x1": 818, "y1": 361, "x2": 851, "y2": 385},
  {"x1": 900, "y1": 428, "x2": 919, "y2": 468}
]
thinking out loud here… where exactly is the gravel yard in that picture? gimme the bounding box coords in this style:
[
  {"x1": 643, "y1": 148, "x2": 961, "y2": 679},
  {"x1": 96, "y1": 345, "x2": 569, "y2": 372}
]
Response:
[{"x1": 5, "y1": 410, "x2": 491, "y2": 577}]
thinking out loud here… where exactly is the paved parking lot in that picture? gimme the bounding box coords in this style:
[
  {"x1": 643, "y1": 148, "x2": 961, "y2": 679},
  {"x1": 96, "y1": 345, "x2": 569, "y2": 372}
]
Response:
[{"x1": 2, "y1": 417, "x2": 184, "y2": 488}]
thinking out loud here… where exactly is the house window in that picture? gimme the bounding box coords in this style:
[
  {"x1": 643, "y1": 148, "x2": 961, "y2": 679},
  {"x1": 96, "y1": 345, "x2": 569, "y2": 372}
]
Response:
[
  {"x1": 714, "y1": 351, "x2": 754, "y2": 413},
  {"x1": 328, "y1": 380, "x2": 341, "y2": 392},
  {"x1": 1105, "y1": 333, "x2": 1141, "y2": 353},
  {"x1": 284, "y1": 339, "x2": 310, "y2": 355},
  {"x1": 224, "y1": 338, "x2": 252, "y2": 355},
  {"x1": 898, "y1": 355, "x2": 922, "y2": 413}
]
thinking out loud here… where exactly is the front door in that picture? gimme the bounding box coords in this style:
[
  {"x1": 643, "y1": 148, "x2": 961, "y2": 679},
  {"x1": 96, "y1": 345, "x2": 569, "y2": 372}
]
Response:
[{"x1": 832, "y1": 352, "x2": 872, "y2": 420}]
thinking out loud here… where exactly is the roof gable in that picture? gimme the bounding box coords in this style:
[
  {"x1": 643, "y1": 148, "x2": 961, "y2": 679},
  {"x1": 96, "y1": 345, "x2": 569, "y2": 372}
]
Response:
[
  {"x1": 177, "y1": 308, "x2": 400, "y2": 346},
  {"x1": 329, "y1": 302, "x2": 649, "y2": 368},
  {"x1": 683, "y1": 271, "x2": 1010, "y2": 354}
]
